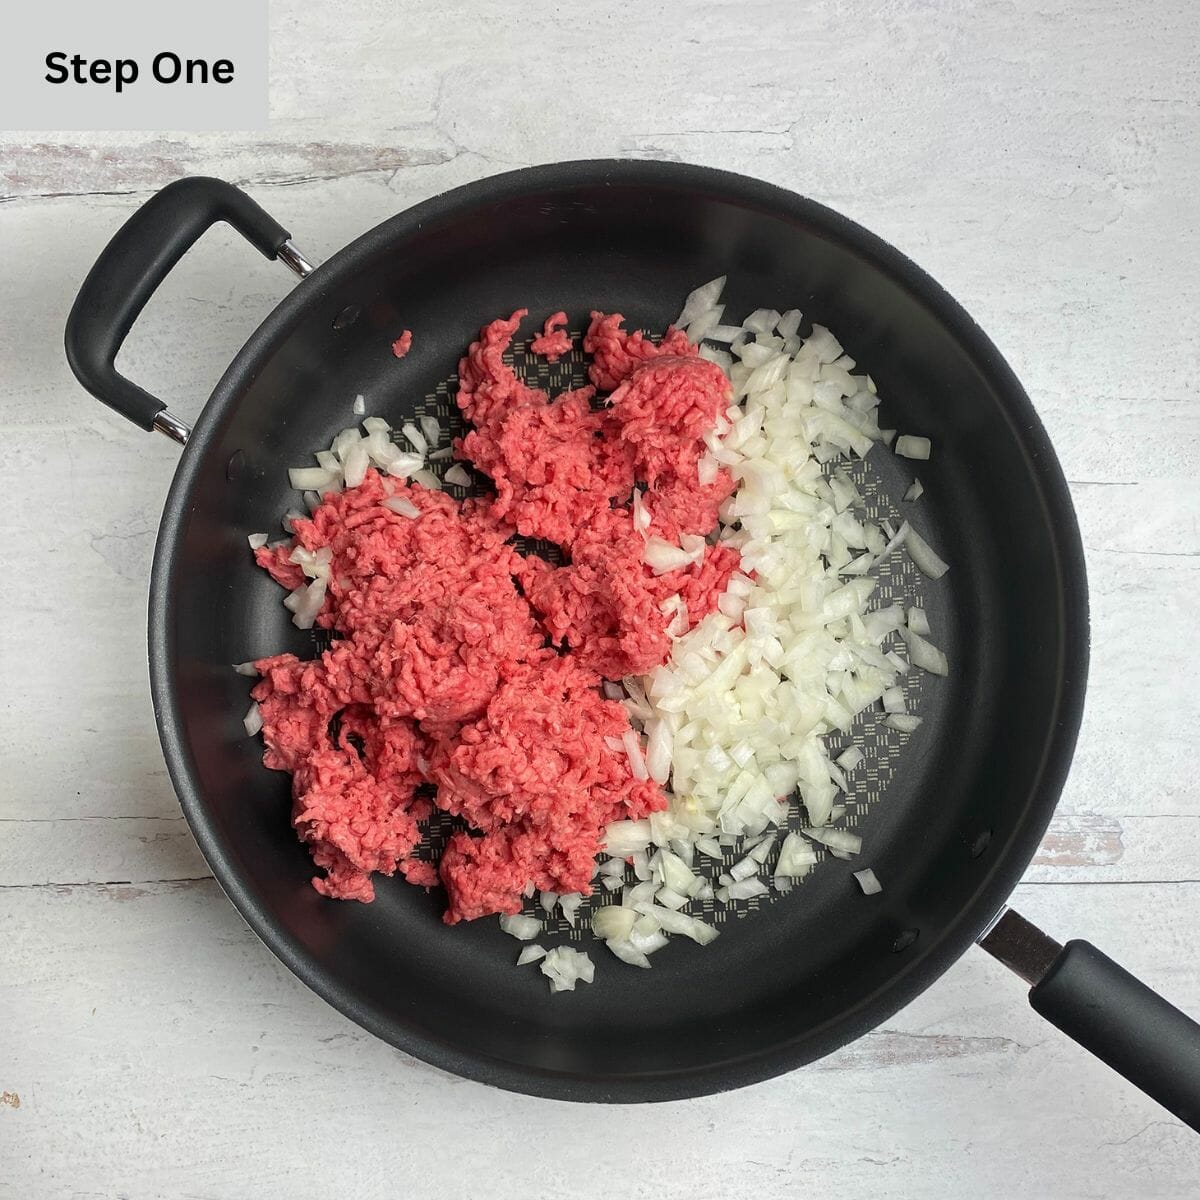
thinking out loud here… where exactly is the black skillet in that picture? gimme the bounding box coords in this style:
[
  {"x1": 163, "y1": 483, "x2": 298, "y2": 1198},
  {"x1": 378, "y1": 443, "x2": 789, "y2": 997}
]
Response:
[{"x1": 63, "y1": 161, "x2": 1200, "y2": 1121}]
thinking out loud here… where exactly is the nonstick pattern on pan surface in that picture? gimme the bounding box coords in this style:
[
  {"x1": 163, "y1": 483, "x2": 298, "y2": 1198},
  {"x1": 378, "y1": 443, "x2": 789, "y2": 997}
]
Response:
[{"x1": 320, "y1": 325, "x2": 934, "y2": 940}]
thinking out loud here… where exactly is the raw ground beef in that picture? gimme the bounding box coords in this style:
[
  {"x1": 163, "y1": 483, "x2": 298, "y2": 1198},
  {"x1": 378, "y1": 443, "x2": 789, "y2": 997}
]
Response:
[
  {"x1": 529, "y1": 311, "x2": 572, "y2": 361},
  {"x1": 391, "y1": 330, "x2": 413, "y2": 359},
  {"x1": 253, "y1": 308, "x2": 738, "y2": 921}
]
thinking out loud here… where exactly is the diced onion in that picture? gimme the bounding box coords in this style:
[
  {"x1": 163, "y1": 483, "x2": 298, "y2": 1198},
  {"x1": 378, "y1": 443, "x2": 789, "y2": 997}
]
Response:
[
  {"x1": 643, "y1": 537, "x2": 699, "y2": 575},
  {"x1": 907, "y1": 606, "x2": 930, "y2": 636},
  {"x1": 622, "y1": 730, "x2": 649, "y2": 781},
  {"x1": 836, "y1": 746, "x2": 863, "y2": 772},
  {"x1": 901, "y1": 628, "x2": 948, "y2": 675},
  {"x1": 592, "y1": 906, "x2": 637, "y2": 941},
  {"x1": 243, "y1": 702, "x2": 263, "y2": 737},
  {"x1": 499, "y1": 913, "x2": 541, "y2": 940},
  {"x1": 540, "y1": 946, "x2": 595, "y2": 992},
  {"x1": 675, "y1": 276, "x2": 727, "y2": 328},
  {"x1": 905, "y1": 527, "x2": 950, "y2": 579},
  {"x1": 383, "y1": 497, "x2": 421, "y2": 519},
  {"x1": 558, "y1": 892, "x2": 583, "y2": 926},
  {"x1": 410, "y1": 469, "x2": 441, "y2": 491},
  {"x1": 288, "y1": 466, "x2": 338, "y2": 491},
  {"x1": 644, "y1": 720, "x2": 673, "y2": 785},
  {"x1": 603, "y1": 820, "x2": 652, "y2": 856},
  {"x1": 606, "y1": 939, "x2": 652, "y2": 968},
  {"x1": 895, "y1": 435, "x2": 931, "y2": 461},
  {"x1": 419, "y1": 415, "x2": 441, "y2": 447},
  {"x1": 724, "y1": 878, "x2": 768, "y2": 901},
  {"x1": 853, "y1": 868, "x2": 883, "y2": 895},
  {"x1": 401, "y1": 422, "x2": 428, "y2": 455},
  {"x1": 802, "y1": 826, "x2": 862, "y2": 855},
  {"x1": 775, "y1": 832, "x2": 819, "y2": 878}
]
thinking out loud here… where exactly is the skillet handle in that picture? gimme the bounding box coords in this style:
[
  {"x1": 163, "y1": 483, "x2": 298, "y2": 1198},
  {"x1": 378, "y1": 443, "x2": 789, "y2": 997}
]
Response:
[
  {"x1": 980, "y1": 909, "x2": 1200, "y2": 1131},
  {"x1": 64, "y1": 177, "x2": 309, "y2": 440}
]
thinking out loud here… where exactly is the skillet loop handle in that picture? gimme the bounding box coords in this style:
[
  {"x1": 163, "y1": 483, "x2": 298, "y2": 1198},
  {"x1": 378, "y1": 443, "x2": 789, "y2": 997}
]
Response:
[
  {"x1": 65, "y1": 177, "x2": 291, "y2": 433},
  {"x1": 1031, "y1": 940, "x2": 1200, "y2": 1131}
]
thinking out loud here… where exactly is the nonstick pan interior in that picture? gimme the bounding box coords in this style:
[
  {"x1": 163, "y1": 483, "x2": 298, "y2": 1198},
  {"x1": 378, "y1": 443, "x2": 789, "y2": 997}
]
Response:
[{"x1": 151, "y1": 163, "x2": 1086, "y2": 1100}]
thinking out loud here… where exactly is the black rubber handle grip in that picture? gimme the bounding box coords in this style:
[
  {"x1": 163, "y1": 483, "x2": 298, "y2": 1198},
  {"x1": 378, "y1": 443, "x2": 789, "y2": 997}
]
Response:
[
  {"x1": 1031, "y1": 940, "x2": 1200, "y2": 1131},
  {"x1": 64, "y1": 176, "x2": 290, "y2": 431}
]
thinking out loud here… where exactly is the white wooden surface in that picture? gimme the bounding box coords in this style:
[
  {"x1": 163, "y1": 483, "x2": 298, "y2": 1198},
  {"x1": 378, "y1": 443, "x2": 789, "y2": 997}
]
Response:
[{"x1": 2, "y1": 1, "x2": 1198, "y2": 1195}]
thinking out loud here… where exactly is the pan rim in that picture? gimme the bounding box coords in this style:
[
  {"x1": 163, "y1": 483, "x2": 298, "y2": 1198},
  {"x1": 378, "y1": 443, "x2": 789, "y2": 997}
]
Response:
[{"x1": 148, "y1": 158, "x2": 1090, "y2": 1101}]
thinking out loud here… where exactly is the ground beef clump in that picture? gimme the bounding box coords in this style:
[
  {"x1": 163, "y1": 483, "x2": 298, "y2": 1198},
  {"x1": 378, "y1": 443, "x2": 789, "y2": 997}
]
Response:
[
  {"x1": 529, "y1": 311, "x2": 572, "y2": 362},
  {"x1": 253, "y1": 308, "x2": 737, "y2": 922}
]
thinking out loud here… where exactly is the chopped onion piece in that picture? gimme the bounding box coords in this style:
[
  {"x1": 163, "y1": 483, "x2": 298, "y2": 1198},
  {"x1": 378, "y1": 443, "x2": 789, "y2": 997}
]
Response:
[
  {"x1": 558, "y1": 892, "x2": 583, "y2": 926},
  {"x1": 675, "y1": 276, "x2": 727, "y2": 328},
  {"x1": 243, "y1": 702, "x2": 263, "y2": 737},
  {"x1": 644, "y1": 720, "x2": 673, "y2": 785},
  {"x1": 342, "y1": 440, "x2": 369, "y2": 488},
  {"x1": 622, "y1": 730, "x2": 649, "y2": 781},
  {"x1": 603, "y1": 820, "x2": 652, "y2": 856},
  {"x1": 400, "y1": 422, "x2": 428, "y2": 455},
  {"x1": 901, "y1": 628, "x2": 948, "y2": 675},
  {"x1": 288, "y1": 466, "x2": 338, "y2": 491},
  {"x1": 885, "y1": 714, "x2": 923, "y2": 733},
  {"x1": 658, "y1": 849, "x2": 695, "y2": 894},
  {"x1": 384, "y1": 452, "x2": 426, "y2": 478},
  {"x1": 907, "y1": 606, "x2": 931, "y2": 636},
  {"x1": 247, "y1": 533, "x2": 269, "y2": 550},
  {"x1": 632, "y1": 489, "x2": 651, "y2": 533},
  {"x1": 904, "y1": 478, "x2": 924, "y2": 502},
  {"x1": 853, "y1": 868, "x2": 883, "y2": 895},
  {"x1": 499, "y1": 913, "x2": 541, "y2": 941},
  {"x1": 516, "y1": 945, "x2": 546, "y2": 965},
  {"x1": 724, "y1": 878, "x2": 768, "y2": 901},
  {"x1": 775, "y1": 832, "x2": 819, "y2": 877},
  {"x1": 687, "y1": 305, "x2": 726, "y2": 344},
  {"x1": 283, "y1": 577, "x2": 327, "y2": 630},
  {"x1": 628, "y1": 926, "x2": 670, "y2": 956},
  {"x1": 606, "y1": 939, "x2": 652, "y2": 968},
  {"x1": 836, "y1": 746, "x2": 864, "y2": 772},
  {"x1": 352, "y1": 394, "x2": 365, "y2": 415},
  {"x1": 592, "y1": 906, "x2": 637, "y2": 941},
  {"x1": 905, "y1": 527, "x2": 950, "y2": 579},
  {"x1": 803, "y1": 826, "x2": 862, "y2": 855},
  {"x1": 540, "y1": 946, "x2": 595, "y2": 993},
  {"x1": 444, "y1": 464, "x2": 472, "y2": 488},
  {"x1": 748, "y1": 833, "x2": 777, "y2": 864},
  {"x1": 643, "y1": 537, "x2": 699, "y2": 575},
  {"x1": 895, "y1": 435, "x2": 931, "y2": 461},
  {"x1": 383, "y1": 496, "x2": 421, "y2": 519},
  {"x1": 410, "y1": 469, "x2": 441, "y2": 491},
  {"x1": 419, "y1": 415, "x2": 441, "y2": 447}
]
